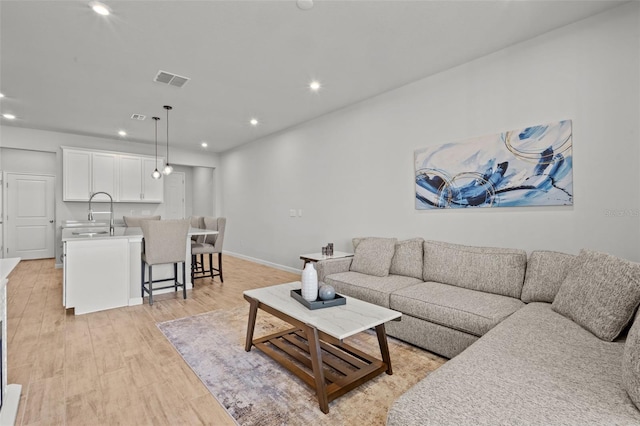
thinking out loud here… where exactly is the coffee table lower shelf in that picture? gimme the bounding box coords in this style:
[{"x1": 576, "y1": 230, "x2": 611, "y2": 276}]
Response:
[{"x1": 253, "y1": 327, "x2": 389, "y2": 410}]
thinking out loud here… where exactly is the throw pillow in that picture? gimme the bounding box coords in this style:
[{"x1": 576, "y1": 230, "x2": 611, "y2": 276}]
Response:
[
  {"x1": 350, "y1": 237, "x2": 397, "y2": 277},
  {"x1": 552, "y1": 249, "x2": 640, "y2": 341},
  {"x1": 623, "y1": 311, "x2": 640, "y2": 410},
  {"x1": 521, "y1": 250, "x2": 576, "y2": 303},
  {"x1": 389, "y1": 238, "x2": 424, "y2": 280}
]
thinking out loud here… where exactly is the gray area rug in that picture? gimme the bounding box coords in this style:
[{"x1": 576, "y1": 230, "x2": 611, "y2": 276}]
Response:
[{"x1": 158, "y1": 306, "x2": 445, "y2": 425}]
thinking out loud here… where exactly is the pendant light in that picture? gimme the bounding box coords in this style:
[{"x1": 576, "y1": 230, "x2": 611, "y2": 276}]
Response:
[
  {"x1": 162, "y1": 105, "x2": 174, "y2": 175},
  {"x1": 151, "y1": 116, "x2": 162, "y2": 179}
]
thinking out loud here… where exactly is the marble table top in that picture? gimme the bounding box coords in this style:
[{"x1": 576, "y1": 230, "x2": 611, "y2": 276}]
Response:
[{"x1": 244, "y1": 281, "x2": 401, "y2": 340}]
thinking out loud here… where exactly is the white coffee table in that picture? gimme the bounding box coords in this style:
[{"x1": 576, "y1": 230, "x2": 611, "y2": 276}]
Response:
[{"x1": 243, "y1": 281, "x2": 401, "y2": 413}]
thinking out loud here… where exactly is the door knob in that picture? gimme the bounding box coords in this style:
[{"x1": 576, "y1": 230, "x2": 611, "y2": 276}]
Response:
[{"x1": 49, "y1": 220, "x2": 54, "y2": 223}]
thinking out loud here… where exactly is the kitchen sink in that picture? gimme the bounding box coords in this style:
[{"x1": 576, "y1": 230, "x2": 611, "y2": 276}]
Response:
[{"x1": 72, "y1": 231, "x2": 109, "y2": 236}]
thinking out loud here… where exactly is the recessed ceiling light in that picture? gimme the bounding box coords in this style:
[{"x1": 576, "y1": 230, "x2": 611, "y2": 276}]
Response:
[
  {"x1": 118, "y1": 130, "x2": 127, "y2": 137},
  {"x1": 297, "y1": 0, "x2": 314, "y2": 11},
  {"x1": 2, "y1": 114, "x2": 16, "y2": 120},
  {"x1": 0, "y1": 93, "x2": 5, "y2": 98},
  {"x1": 309, "y1": 80, "x2": 321, "y2": 92},
  {"x1": 201, "y1": 142, "x2": 208, "y2": 148},
  {"x1": 250, "y1": 118, "x2": 259, "y2": 126},
  {"x1": 89, "y1": 1, "x2": 111, "y2": 16}
]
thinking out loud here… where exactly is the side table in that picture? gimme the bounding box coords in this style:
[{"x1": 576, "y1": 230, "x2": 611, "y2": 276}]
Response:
[{"x1": 299, "y1": 251, "x2": 353, "y2": 268}]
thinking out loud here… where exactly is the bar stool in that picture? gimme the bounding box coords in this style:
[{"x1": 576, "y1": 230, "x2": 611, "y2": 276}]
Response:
[
  {"x1": 191, "y1": 217, "x2": 226, "y2": 283},
  {"x1": 141, "y1": 219, "x2": 190, "y2": 305}
]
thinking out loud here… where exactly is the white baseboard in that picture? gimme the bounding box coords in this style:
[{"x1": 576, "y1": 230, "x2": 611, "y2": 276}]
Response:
[
  {"x1": 224, "y1": 251, "x2": 302, "y2": 274},
  {"x1": 128, "y1": 297, "x2": 143, "y2": 306}
]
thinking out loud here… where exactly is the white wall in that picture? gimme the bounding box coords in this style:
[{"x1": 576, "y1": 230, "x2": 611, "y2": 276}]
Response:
[
  {"x1": 1, "y1": 148, "x2": 56, "y2": 175},
  {"x1": 192, "y1": 166, "x2": 215, "y2": 216},
  {"x1": 221, "y1": 3, "x2": 640, "y2": 270}
]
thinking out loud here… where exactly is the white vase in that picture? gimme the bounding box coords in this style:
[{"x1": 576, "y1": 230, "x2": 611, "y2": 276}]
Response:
[{"x1": 301, "y1": 263, "x2": 318, "y2": 302}]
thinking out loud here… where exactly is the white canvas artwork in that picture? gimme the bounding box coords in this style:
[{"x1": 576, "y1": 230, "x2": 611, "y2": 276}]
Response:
[{"x1": 415, "y1": 120, "x2": 573, "y2": 209}]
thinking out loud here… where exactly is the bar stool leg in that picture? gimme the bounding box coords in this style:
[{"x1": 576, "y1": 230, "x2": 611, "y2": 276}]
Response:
[
  {"x1": 219, "y1": 252, "x2": 224, "y2": 283},
  {"x1": 173, "y1": 263, "x2": 178, "y2": 291},
  {"x1": 141, "y1": 260, "x2": 145, "y2": 298},
  {"x1": 148, "y1": 265, "x2": 154, "y2": 305},
  {"x1": 191, "y1": 254, "x2": 196, "y2": 284},
  {"x1": 182, "y1": 261, "x2": 187, "y2": 299}
]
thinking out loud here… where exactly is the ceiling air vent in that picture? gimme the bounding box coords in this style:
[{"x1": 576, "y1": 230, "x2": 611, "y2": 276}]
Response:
[
  {"x1": 131, "y1": 114, "x2": 146, "y2": 120},
  {"x1": 154, "y1": 70, "x2": 190, "y2": 88}
]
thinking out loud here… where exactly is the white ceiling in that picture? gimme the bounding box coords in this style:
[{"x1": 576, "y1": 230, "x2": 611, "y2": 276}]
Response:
[{"x1": 0, "y1": 0, "x2": 626, "y2": 153}]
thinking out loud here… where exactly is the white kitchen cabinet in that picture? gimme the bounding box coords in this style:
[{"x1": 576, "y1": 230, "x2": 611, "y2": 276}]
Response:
[
  {"x1": 63, "y1": 149, "x2": 118, "y2": 202},
  {"x1": 64, "y1": 239, "x2": 129, "y2": 314},
  {"x1": 91, "y1": 152, "x2": 118, "y2": 202},
  {"x1": 63, "y1": 147, "x2": 163, "y2": 203},
  {"x1": 63, "y1": 149, "x2": 91, "y2": 201},
  {"x1": 118, "y1": 155, "x2": 144, "y2": 202},
  {"x1": 119, "y1": 155, "x2": 164, "y2": 203}
]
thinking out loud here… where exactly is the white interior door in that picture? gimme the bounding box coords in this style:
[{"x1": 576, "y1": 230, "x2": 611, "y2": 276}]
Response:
[
  {"x1": 164, "y1": 172, "x2": 185, "y2": 219},
  {"x1": 6, "y1": 173, "x2": 55, "y2": 259}
]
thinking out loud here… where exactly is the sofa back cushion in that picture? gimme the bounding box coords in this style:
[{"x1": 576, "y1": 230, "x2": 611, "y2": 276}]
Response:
[
  {"x1": 389, "y1": 238, "x2": 424, "y2": 280},
  {"x1": 552, "y1": 249, "x2": 640, "y2": 341},
  {"x1": 623, "y1": 311, "x2": 640, "y2": 410},
  {"x1": 423, "y1": 240, "x2": 527, "y2": 298},
  {"x1": 521, "y1": 250, "x2": 576, "y2": 303},
  {"x1": 350, "y1": 237, "x2": 397, "y2": 277}
]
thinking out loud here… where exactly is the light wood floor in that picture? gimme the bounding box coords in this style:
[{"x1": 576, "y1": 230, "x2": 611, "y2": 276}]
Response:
[{"x1": 6, "y1": 255, "x2": 299, "y2": 425}]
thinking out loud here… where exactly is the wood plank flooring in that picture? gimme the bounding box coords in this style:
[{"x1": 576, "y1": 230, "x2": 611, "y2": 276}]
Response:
[{"x1": 6, "y1": 255, "x2": 299, "y2": 425}]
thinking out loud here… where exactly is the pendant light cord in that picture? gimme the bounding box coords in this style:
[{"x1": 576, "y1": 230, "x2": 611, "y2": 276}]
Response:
[
  {"x1": 165, "y1": 105, "x2": 171, "y2": 164},
  {"x1": 155, "y1": 118, "x2": 158, "y2": 165},
  {"x1": 152, "y1": 116, "x2": 160, "y2": 167}
]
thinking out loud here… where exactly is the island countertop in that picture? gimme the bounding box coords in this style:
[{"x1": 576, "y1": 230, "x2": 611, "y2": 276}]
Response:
[
  {"x1": 62, "y1": 226, "x2": 142, "y2": 242},
  {"x1": 1, "y1": 258, "x2": 20, "y2": 281},
  {"x1": 62, "y1": 226, "x2": 217, "y2": 242}
]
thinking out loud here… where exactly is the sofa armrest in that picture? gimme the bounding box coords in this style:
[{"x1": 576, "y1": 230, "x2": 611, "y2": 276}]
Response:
[{"x1": 315, "y1": 258, "x2": 353, "y2": 283}]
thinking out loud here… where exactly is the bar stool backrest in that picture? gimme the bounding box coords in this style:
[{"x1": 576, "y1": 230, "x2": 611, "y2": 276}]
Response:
[
  {"x1": 203, "y1": 217, "x2": 226, "y2": 252},
  {"x1": 190, "y1": 216, "x2": 205, "y2": 243},
  {"x1": 141, "y1": 219, "x2": 190, "y2": 265}
]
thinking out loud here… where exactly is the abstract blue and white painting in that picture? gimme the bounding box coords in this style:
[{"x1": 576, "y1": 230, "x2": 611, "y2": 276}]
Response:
[{"x1": 415, "y1": 120, "x2": 573, "y2": 209}]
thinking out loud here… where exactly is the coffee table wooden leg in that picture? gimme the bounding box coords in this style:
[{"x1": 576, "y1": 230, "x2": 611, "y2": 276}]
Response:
[
  {"x1": 305, "y1": 324, "x2": 329, "y2": 414},
  {"x1": 244, "y1": 296, "x2": 259, "y2": 352},
  {"x1": 375, "y1": 324, "x2": 393, "y2": 375}
]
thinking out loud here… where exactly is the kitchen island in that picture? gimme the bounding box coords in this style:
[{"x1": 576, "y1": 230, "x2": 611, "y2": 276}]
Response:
[
  {"x1": 62, "y1": 226, "x2": 217, "y2": 314},
  {"x1": 0, "y1": 258, "x2": 22, "y2": 425}
]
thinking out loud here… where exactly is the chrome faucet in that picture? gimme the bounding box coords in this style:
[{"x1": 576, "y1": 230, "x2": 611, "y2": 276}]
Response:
[{"x1": 88, "y1": 191, "x2": 115, "y2": 236}]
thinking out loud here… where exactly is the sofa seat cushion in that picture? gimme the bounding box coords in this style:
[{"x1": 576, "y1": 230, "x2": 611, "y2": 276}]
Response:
[
  {"x1": 387, "y1": 303, "x2": 640, "y2": 426},
  {"x1": 324, "y1": 271, "x2": 422, "y2": 308},
  {"x1": 389, "y1": 282, "x2": 524, "y2": 337}
]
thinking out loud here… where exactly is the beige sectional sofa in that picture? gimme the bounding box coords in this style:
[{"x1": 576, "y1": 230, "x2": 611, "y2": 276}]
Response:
[{"x1": 315, "y1": 238, "x2": 640, "y2": 425}]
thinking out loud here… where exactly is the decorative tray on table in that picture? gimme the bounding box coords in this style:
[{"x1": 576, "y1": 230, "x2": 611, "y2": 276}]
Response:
[{"x1": 290, "y1": 289, "x2": 346, "y2": 310}]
